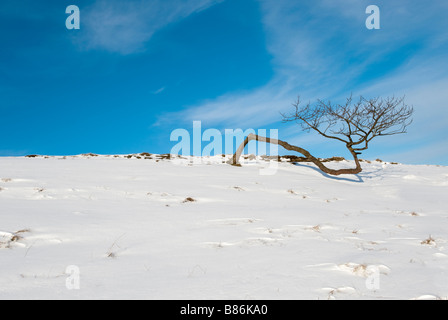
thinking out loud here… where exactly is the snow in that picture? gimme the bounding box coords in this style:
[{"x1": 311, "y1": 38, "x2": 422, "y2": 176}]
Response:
[{"x1": 0, "y1": 154, "x2": 447, "y2": 300}]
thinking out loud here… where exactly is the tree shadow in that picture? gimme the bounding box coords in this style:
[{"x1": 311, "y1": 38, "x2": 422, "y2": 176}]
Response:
[{"x1": 292, "y1": 163, "x2": 364, "y2": 183}]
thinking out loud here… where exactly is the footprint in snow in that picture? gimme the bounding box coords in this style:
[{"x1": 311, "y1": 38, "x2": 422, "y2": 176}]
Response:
[
  {"x1": 206, "y1": 218, "x2": 260, "y2": 226},
  {"x1": 203, "y1": 237, "x2": 282, "y2": 249},
  {"x1": 336, "y1": 263, "x2": 391, "y2": 277},
  {"x1": 0, "y1": 229, "x2": 30, "y2": 249},
  {"x1": 146, "y1": 192, "x2": 197, "y2": 204},
  {"x1": 322, "y1": 287, "x2": 357, "y2": 300},
  {"x1": 412, "y1": 295, "x2": 448, "y2": 300}
]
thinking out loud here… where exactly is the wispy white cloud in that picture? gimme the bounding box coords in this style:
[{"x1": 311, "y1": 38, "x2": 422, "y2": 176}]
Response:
[
  {"x1": 155, "y1": 85, "x2": 294, "y2": 129},
  {"x1": 157, "y1": 0, "x2": 378, "y2": 129},
  {"x1": 152, "y1": 87, "x2": 166, "y2": 95},
  {"x1": 78, "y1": 0, "x2": 222, "y2": 54},
  {"x1": 159, "y1": 0, "x2": 448, "y2": 164}
]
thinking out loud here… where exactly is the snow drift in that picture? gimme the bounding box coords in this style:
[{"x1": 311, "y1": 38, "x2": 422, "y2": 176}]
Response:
[{"x1": 0, "y1": 154, "x2": 447, "y2": 300}]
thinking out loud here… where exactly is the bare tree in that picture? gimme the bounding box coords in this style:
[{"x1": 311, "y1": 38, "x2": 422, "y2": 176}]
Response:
[{"x1": 228, "y1": 95, "x2": 414, "y2": 176}]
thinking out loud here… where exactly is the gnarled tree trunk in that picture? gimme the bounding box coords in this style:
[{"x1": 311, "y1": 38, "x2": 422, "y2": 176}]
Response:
[{"x1": 227, "y1": 133, "x2": 362, "y2": 176}]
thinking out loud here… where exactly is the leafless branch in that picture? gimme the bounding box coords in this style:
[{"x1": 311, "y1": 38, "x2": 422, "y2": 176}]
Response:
[{"x1": 230, "y1": 95, "x2": 414, "y2": 176}]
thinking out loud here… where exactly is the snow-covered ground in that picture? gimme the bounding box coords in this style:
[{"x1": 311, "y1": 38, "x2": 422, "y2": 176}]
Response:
[{"x1": 0, "y1": 154, "x2": 447, "y2": 300}]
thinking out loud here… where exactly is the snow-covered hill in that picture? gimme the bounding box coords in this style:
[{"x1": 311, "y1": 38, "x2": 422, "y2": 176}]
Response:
[{"x1": 0, "y1": 154, "x2": 447, "y2": 300}]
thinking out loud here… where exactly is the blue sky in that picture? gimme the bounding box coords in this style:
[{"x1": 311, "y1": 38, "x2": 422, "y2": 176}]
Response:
[{"x1": 1, "y1": 0, "x2": 447, "y2": 165}]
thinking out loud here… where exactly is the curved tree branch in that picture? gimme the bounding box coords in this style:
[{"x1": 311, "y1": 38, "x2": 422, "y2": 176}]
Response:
[
  {"x1": 227, "y1": 134, "x2": 362, "y2": 176},
  {"x1": 228, "y1": 95, "x2": 413, "y2": 176}
]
